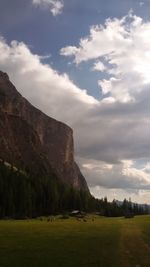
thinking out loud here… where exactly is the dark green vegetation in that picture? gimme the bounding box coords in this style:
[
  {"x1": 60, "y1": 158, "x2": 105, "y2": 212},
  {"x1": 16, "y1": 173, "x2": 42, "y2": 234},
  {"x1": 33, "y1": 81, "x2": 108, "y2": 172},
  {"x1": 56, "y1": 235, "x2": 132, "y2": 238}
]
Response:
[
  {"x1": 0, "y1": 162, "x2": 149, "y2": 218},
  {"x1": 0, "y1": 215, "x2": 149, "y2": 267},
  {"x1": 0, "y1": 161, "x2": 92, "y2": 218}
]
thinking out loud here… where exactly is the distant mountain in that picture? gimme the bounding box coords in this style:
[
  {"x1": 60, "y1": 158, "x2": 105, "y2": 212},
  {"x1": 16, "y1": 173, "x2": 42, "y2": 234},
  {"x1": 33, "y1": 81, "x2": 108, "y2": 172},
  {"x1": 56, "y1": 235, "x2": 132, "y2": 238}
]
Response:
[{"x1": 0, "y1": 70, "x2": 89, "y2": 192}]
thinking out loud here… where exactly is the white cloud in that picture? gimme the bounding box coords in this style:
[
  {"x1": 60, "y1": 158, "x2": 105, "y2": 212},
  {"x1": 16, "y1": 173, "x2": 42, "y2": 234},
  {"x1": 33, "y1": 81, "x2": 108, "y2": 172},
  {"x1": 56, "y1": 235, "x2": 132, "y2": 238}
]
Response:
[
  {"x1": 0, "y1": 37, "x2": 97, "y2": 125},
  {"x1": 60, "y1": 13, "x2": 134, "y2": 63},
  {"x1": 79, "y1": 158, "x2": 150, "y2": 203},
  {"x1": 60, "y1": 46, "x2": 79, "y2": 56},
  {"x1": 92, "y1": 61, "x2": 106, "y2": 72},
  {"x1": 60, "y1": 11, "x2": 150, "y2": 103},
  {"x1": 32, "y1": 0, "x2": 64, "y2": 16},
  {"x1": 79, "y1": 158, "x2": 150, "y2": 190}
]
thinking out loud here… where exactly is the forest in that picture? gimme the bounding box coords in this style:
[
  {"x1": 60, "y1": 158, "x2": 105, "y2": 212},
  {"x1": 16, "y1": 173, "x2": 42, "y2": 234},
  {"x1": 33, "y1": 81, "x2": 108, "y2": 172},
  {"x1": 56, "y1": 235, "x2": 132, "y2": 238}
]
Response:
[{"x1": 0, "y1": 161, "x2": 149, "y2": 219}]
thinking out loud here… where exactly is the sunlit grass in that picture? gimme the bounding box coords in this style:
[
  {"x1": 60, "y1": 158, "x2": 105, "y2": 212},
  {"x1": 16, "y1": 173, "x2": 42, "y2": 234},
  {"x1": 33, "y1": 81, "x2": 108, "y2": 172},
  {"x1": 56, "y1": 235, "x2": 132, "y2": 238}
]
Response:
[{"x1": 0, "y1": 215, "x2": 149, "y2": 267}]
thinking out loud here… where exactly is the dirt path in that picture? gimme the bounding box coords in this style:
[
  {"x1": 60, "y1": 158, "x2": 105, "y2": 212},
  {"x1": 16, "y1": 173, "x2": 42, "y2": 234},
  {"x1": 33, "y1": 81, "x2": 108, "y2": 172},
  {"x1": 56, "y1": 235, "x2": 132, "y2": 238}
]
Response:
[{"x1": 120, "y1": 219, "x2": 150, "y2": 267}]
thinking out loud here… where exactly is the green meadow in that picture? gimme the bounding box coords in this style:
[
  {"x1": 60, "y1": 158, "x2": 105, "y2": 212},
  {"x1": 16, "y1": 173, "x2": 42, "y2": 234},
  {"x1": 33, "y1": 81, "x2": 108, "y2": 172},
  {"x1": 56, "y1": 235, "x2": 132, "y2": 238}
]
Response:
[{"x1": 0, "y1": 215, "x2": 149, "y2": 267}]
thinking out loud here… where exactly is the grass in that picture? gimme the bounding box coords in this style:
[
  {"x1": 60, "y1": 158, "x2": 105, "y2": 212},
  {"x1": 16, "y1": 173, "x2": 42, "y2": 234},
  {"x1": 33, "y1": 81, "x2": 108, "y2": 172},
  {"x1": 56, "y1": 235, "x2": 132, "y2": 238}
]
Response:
[{"x1": 0, "y1": 215, "x2": 149, "y2": 267}]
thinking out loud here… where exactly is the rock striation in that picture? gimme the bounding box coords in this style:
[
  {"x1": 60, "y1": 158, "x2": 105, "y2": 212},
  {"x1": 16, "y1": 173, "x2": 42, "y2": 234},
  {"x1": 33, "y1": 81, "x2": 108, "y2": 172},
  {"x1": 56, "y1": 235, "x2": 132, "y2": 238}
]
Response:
[{"x1": 0, "y1": 71, "x2": 89, "y2": 191}]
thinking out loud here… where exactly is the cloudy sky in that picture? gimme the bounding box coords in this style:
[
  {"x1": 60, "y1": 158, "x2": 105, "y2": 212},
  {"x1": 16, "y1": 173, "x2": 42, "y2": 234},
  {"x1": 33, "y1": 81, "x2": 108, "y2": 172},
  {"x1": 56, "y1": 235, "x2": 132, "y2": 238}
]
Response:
[{"x1": 0, "y1": 0, "x2": 150, "y2": 204}]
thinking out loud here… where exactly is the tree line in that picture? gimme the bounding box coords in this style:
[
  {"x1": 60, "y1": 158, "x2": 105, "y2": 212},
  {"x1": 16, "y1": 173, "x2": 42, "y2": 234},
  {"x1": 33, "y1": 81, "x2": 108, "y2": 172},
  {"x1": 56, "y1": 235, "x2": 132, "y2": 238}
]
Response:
[
  {"x1": 94, "y1": 197, "x2": 149, "y2": 217},
  {"x1": 0, "y1": 162, "x2": 149, "y2": 219}
]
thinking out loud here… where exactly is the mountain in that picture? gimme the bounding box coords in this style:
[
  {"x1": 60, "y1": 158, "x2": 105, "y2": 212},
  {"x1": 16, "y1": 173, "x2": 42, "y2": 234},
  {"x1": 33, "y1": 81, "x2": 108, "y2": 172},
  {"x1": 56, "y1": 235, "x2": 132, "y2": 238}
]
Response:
[{"x1": 0, "y1": 70, "x2": 89, "y2": 192}]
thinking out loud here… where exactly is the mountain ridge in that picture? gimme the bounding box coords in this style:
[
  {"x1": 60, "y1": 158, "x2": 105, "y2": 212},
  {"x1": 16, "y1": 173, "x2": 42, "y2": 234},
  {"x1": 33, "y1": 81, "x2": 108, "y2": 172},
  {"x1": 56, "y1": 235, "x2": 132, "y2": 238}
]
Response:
[{"x1": 0, "y1": 70, "x2": 89, "y2": 192}]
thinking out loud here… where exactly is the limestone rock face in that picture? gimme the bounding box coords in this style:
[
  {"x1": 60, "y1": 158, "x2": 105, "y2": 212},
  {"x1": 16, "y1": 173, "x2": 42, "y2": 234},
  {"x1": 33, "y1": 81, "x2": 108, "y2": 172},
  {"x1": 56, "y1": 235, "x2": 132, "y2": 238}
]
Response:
[{"x1": 0, "y1": 71, "x2": 89, "y2": 191}]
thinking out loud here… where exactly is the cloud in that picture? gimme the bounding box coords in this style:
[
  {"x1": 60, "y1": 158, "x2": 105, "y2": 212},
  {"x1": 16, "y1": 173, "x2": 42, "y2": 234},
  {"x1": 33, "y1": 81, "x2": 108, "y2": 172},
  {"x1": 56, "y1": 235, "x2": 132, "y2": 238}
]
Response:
[
  {"x1": 60, "y1": 11, "x2": 150, "y2": 103},
  {"x1": 79, "y1": 157, "x2": 150, "y2": 203},
  {"x1": 32, "y1": 0, "x2": 64, "y2": 16},
  {"x1": 60, "y1": 46, "x2": 79, "y2": 56},
  {"x1": 60, "y1": 12, "x2": 150, "y2": 203},
  {"x1": 90, "y1": 186, "x2": 150, "y2": 204},
  {"x1": 0, "y1": 11, "x2": 150, "y2": 203},
  {"x1": 92, "y1": 61, "x2": 106, "y2": 72},
  {"x1": 139, "y1": 2, "x2": 144, "y2": 7},
  {"x1": 0, "y1": 37, "x2": 97, "y2": 124},
  {"x1": 79, "y1": 158, "x2": 150, "y2": 190}
]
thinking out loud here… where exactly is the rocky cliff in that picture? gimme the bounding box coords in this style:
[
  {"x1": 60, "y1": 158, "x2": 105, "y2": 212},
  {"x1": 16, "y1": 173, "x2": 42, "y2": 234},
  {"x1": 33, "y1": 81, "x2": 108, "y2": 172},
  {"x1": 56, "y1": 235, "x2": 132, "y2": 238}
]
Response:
[{"x1": 0, "y1": 71, "x2": 89, "y2": 191}]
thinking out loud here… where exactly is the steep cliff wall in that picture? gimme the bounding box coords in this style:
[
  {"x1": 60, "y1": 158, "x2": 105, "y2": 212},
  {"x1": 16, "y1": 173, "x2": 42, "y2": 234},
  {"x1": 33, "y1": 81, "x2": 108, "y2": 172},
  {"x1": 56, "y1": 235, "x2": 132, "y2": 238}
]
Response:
[{"x1": 0, "y1": 71, "x2": 89, "y2": 191}]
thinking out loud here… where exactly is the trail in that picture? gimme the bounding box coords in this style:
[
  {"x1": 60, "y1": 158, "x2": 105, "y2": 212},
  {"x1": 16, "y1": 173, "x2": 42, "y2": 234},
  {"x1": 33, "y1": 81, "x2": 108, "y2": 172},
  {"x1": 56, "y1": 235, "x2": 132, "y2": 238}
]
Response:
[{"x1": 120, "y1": 219, "x2": 150, "y2": 267}]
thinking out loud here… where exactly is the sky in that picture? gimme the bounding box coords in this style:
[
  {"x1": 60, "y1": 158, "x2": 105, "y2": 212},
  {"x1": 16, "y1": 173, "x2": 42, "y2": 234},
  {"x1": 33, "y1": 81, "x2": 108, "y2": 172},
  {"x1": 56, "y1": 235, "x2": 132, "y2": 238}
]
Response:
[{"x1": 0, "y1": 0, "x2": 150, "y2": 204}]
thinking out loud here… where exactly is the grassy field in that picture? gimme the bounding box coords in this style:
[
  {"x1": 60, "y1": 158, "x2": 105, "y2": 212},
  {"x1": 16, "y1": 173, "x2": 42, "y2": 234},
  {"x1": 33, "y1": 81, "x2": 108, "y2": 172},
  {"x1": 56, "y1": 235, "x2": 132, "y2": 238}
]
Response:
[{"x1": 0, "y1": 215, "x2": 149, "y2": 267}]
